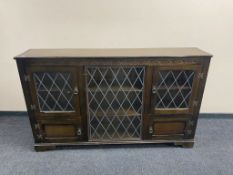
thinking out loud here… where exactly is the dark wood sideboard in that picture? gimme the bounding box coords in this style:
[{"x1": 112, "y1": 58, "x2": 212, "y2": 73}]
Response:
[{"x1": 14, "y1": 48, "x2": 212, "y2": 151}]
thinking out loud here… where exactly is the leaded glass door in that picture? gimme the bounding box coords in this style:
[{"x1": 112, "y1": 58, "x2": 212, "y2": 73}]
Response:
[
  {"x1": 151, "y1": 65, "x2": 201, "y2": 114},
  {"x1": 86, "y1": 66, "x2": 145, "y2": 141},
  {"x1": 27, "y1": 66, "x2": 81, "y2": 118}
]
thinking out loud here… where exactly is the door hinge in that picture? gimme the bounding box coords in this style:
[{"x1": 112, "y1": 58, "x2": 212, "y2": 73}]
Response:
[
  {"x1": 188, "y1": 120, "x2": 194, "y2": 126},
  {"x1": 34, "y1": 123, "x2": 40, "y2": 130},
  {"x1": 30, "y1": 104, "x2": 36, "y2": 111},
  {"x1": 37, "y1": 134, "x2": 43, "y2": 140},
  {"x1": 198, "y1": 72, "x2": 204, "y2": 79},
  {"x1": 24, "y1": 75, "x2": 30, "y2": 82},
  {"x1": 193, "y1": 100, "x2": 198, "y2": 107},
  {"x1": 186, "y1": 129, "x2": 192, "y2": 135}
]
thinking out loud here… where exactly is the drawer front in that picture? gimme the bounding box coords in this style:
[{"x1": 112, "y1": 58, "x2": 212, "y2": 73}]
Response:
[
  {"x1": 44, "y1": 125, "x2": 76, "y2": 137},
  {"x1": 154, "y1": 122, "x2": 185, "y2": 135},
  {"x1": 34, "y1": 118, "x2": 84, "y2": 142},
  {"x1": 143, "y1": 117, "x2": 195, "y2": 140}
]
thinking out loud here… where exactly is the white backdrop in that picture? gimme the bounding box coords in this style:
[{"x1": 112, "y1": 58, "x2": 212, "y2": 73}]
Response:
[{"x1": 0, "y1": 0, "x2": 233, "y2": 112}]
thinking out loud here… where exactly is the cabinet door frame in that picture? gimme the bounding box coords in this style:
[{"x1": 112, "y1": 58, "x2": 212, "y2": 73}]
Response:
[
  {"x1": 26, "y1": 66, "x2": 82, "y2": 119},
  {"x1": 150, "y1": 64, "x2": 202, "y2": 115}
]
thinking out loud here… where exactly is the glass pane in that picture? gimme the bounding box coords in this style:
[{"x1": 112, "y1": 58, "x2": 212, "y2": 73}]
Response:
[
  {"x1": 86, "y1": 66, "x2": 145, "y2": 141},
  {"x1": 33, "y1": 72, "x2": 75, "y2": 112},
  {"x1": 155, "y1": 70, "x2": 194, "y2": 109}
]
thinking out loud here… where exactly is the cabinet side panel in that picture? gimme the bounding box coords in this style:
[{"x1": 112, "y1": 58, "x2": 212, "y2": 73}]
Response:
[
  {"x1": 191, "y1": 57, "x2": 211, "y2": 138},
  {"x1": 16, "y1": 60, "x2": 38, "y2": 143}
]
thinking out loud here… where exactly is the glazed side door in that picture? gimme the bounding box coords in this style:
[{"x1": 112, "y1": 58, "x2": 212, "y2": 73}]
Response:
[
  {"x1": 26, "y1": 66, "x2": 83, "y2": 142},
  {"x1": 150, "y1": 64, "x2": 202, "y2": 115},
  {"x1": 143, "y1": 63, "x2": 202, "y2": 140}
]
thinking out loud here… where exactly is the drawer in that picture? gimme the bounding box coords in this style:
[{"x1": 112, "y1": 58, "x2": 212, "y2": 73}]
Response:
[
  {"x1": 144, "y1": 114, "x2": 192, "y2": 118},
  {"x1": 154, "y1": 122, "x2": 185, "y2": 135},
  {"x1": 143, "y1": 117, "x2": 195, "y2": 140},
  {"x1": 35, "y1": 113, "x2": 83, "y2": 121},
  {"x1": 44, "y1": 124, "x2": 77, "y2": 137},
  {"x1": 35, "y1": 118, "x2": 84, "y2": 142}
]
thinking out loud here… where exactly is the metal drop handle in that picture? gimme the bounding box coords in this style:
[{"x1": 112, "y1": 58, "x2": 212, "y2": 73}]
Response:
[
  {"x1": 152, "y1": 86, "x2": 157, "y2": 94},
  {"x1": 73, "y1": 87, "x2": 79, "y2": 95},
  {"x1": 77, "y1": 128, "x2": 82, "y2": 136},
  {"x1": 149, "y1": 126, "x2": 154, "y2": 134}
]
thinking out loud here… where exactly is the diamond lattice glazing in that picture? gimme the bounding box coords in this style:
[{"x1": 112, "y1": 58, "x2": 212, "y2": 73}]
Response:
[
  {"x1": 33, "y1": 72, "x2": 74, "y2": 112},
  {"x1": 155, "y1": 70, "x2": 195, "y2": 108},
  {"x1": 86, "y1": 66, "x2": 145, "y2": 141}
]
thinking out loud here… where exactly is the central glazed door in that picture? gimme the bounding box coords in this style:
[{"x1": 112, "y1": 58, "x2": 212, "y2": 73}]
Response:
[{"x1": 85, "y1": 66, "x2": 145, "y2": 141}]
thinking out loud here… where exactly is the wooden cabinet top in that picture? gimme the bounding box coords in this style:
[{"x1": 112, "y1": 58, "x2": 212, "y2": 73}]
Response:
[{"x1": 14, "y1": 48, "x2": 212, "y2": 59}]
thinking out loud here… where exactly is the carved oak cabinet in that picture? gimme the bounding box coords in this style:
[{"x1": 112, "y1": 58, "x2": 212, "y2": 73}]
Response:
[{"x1": 14, "y1": 48, "x2": 212, "y2": 151}]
